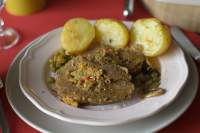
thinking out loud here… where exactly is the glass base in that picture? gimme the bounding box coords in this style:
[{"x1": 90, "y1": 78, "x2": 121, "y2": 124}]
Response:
[{"x1": 0, "y1": 28, "x2": 20, "y2": 50}]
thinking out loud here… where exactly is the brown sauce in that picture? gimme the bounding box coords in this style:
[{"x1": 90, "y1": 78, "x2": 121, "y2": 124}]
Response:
[{"x1": 146, "y1": 57, "x2": 160, "y2": 72}]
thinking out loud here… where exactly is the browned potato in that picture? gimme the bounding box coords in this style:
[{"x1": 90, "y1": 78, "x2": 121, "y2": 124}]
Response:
[
  {"x1": 95, "y1": 19, "x2": 129, "y2": 48},
  {"x1": 130, "y1": 18, "x2": 171, "y2": 57},
  {"x1": 61, "y1": 18, "x2": 95, "y2": 54}
]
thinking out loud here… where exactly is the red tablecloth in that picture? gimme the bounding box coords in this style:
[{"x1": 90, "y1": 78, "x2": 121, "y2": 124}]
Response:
[{"x1": 0, "y1": 0, "x2": 200, "y2": 132}]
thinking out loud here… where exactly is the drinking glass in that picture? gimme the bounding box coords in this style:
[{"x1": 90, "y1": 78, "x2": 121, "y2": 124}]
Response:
[{"x1": 0, "y1": 0, "x2": 20, "y2": 50}]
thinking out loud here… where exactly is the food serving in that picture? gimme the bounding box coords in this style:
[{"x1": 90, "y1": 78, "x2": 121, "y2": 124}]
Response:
[{"x1": 47, "y1": 18, "x2": 171, "y2": 107}]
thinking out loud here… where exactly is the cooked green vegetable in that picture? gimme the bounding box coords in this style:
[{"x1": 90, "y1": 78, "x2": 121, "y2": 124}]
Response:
[
  {"x1": 48, "y1": 49, "x2": 72, "y2": 72},
  {"x1": 132, "y1": 62, "x2": 164, "y2": 98},
  {"x1": 144, "y1": 88, "x2": 166, "y2": 98},
  {"x1": 47, "y1": 77, "x2": 55, "y2": 83}
]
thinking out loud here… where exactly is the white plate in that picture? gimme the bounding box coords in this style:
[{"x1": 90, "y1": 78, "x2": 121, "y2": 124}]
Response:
[
  {"x1": 19, "y1": 21, "x2": 188, "y2": 126},
  {"x1": 157, "y1": 0, "x2": 200, "y2": 6},
  {"x1": 5, "y1": 37, "x2": 198, "y2": 133}
]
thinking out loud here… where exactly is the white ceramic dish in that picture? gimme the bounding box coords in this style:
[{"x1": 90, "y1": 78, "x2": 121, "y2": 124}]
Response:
[
  {"x1": 157, "y1": 0, "x2": 200, "y2": 6},
  {"x1": 19, "y1": 21, "x2": 189, "y2": 126},
  {"x1": 5, "y1": 41, "x2": 198, "y2": 133}
]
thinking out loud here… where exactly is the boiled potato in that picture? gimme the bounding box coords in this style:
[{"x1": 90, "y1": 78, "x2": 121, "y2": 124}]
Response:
[
  {"x1": 95, "y1": 19, "x2": 129, "y2": 48},
  {"x1": 130, "y1": 18, "x2": 171, "y2": 57},
  {"x1": 61, "y1": 18, "x2": 95, "y2": 54}
]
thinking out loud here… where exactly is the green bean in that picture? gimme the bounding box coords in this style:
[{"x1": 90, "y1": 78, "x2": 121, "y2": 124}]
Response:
[
  {"x1": 48, "y1": 49, "x2": 73, "y2": 72},
  {"x1": 48, "y1": 77, "x2": 55, "y2": 83}
]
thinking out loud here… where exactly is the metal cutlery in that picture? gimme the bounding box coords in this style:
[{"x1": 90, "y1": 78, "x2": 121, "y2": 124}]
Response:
[
  {"x1": 0, "y1": 77, "x2": 10, "y2": 133},
  {"x1": 0, "y1": 77, "x2": 3, "y2": 88},
  {"x1": 171, "y1": 26, "x2": 200, "y2": 63},
  {"x1": 0, "y1": 100, "x2": 10, "y2": 133},
  {"x1": 123, "y1": 0, "x2": 134, "y2": 17}
]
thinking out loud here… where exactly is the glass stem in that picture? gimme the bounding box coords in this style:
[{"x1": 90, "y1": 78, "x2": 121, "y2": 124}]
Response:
[
  {"x1": 0, "y1": 27, "x2": 3, "y2": 32},
  {"x1": 0, "y1": 18, "x2": 4, "y2": 32}
]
